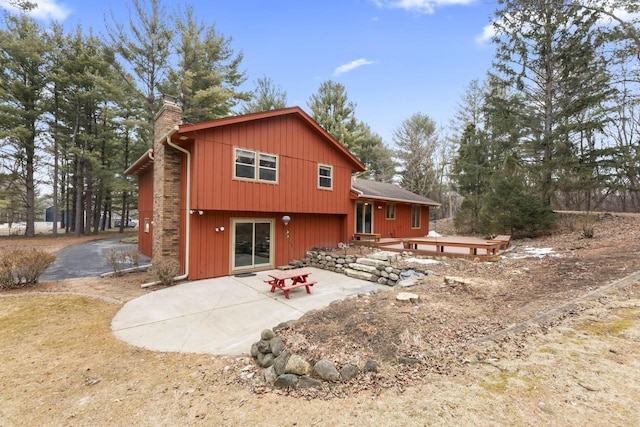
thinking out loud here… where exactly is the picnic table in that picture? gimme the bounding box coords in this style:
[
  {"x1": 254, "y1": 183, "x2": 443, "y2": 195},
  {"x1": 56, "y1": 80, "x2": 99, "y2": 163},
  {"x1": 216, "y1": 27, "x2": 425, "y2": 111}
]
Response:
[{"x1": 264, "y1": 269, "x2": 316, "y2": 299}]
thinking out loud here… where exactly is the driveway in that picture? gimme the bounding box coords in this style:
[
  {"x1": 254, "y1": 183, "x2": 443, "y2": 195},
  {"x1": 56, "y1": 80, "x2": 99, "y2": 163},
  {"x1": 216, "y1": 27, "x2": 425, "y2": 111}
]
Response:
[
  {"x1": 111, "y1": 268, "x2": 390, "y2": 355},
  {"x1": 41, "y1": 237, "x2": 150, "y2": 281}
]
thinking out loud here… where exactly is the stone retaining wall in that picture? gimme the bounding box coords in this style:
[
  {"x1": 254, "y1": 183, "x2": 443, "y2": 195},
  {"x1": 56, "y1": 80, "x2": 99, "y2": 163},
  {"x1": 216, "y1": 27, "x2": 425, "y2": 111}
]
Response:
[{"x1": 290, "y1": 248, "x2": 434, "y2": 287}]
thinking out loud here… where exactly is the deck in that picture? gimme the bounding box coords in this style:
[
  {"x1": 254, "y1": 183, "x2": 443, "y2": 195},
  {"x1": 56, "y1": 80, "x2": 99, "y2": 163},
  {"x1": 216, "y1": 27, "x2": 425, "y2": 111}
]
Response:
[{"x1": 353, "y1": 235, "x2": 510, "y2": 261}]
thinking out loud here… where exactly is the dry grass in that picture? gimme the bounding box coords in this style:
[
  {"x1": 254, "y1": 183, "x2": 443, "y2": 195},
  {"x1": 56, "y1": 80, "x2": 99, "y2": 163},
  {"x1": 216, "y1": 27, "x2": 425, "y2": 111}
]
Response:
[{"x1": 0, "y1": 291, "x2": 638, "y2": 425}]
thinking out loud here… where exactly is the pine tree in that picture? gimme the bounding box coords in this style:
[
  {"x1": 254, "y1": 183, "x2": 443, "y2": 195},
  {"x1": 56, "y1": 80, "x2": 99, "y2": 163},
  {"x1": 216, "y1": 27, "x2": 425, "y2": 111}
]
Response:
[
  {"x1": 241, "y1": 76, "x2": 288, "y2": 114},
  {"x1": 0, "y1": 13, "x2": 51, "y2": 237},
  {"x1": 159, "y1": 5, "x2": 249, "y2": 122},
  {"x1": 307, "y1": 80, "x2": 362, "y2": 153}
]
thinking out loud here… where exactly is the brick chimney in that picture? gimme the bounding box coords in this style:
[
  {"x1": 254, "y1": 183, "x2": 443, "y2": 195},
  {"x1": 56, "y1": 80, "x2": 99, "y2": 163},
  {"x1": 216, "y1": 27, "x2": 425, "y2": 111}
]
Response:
[{"x1": 152, "y1": 96, "x2": 183, "y2": 268}]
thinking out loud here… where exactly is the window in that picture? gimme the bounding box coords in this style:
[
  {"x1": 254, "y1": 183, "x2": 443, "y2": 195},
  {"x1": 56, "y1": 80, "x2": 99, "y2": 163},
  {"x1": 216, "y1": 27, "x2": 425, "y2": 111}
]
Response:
[
  {"x1": 235, "y1": 149, "x2": 255, "y2": 179},
  {"x1": 411, "y1": 206, "x2": 421, "y2": 229},
  {"x1": 318, "y1": 164, "x2": 332, "y2": 189},
  {"x1": 234, "y1": 148, "x2": 278, "y2": 183},
  {"x1": 259, "y1": 153, "x2": 277, "y2": 182},
  {"x1": 385, "y1": 203, "x2": 396, "y2": 220}
]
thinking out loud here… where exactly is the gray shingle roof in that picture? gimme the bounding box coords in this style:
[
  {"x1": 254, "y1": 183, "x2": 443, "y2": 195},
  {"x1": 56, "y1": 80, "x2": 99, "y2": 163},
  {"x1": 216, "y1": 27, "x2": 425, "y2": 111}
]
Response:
[{"x1": 351, "y1": 178, "x2": 440, "y2": 206}]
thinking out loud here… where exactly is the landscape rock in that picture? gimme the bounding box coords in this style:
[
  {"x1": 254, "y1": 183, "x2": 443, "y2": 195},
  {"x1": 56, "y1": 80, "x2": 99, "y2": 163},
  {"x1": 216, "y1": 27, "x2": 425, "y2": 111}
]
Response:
[
  {"x1": 396, "y1": 292, "x2": 420, "y2": 303},
  {"x1": 269, "y1": 337, "x2": 284, "y2": 356},
  {"x1": 250, "y1": 342, "x2": 259, "y2": 357},
  {"x1": 273, "y1": 350, "x2": 291, "y2": 376},
  {"x1": 274, "y1": 374, "x2": 299, "y2": 389},
  {"x1": 343, "y1": 268, "x2": 374, "y2": 281},
  {"x1": 257, "y1": 352, "x2": 275, "y2": 368},
  {"x1": 297, "y1": 375, "x2": 323, "y2": 389},
  {"x1": 364, "y1": 359, "x2": 379, "y2": 372},
  {"x1": 285, "y1": 354, "x2": 311, "y2": 376},
  {"x1": 263, "y1": 365, "x2": 278, "y2": 384},
  {"x1": 356, "y1": 257, "x2": 389, "y2": 268},
  {"x1": 314, "y1": 359, "x2": 340, "y2": 382},
  {"x1": 256, "y1": 339, "x2": 271, "y2": 354},
  {"x1": 340, "y1": 364, "x2": 359, "y2": 380},
  {"x1": 349, "y1": 263, "x2": 379, "y2": 274},
  {"x1": 261, "y1": 329, "x2": 275, "y2": 340}
]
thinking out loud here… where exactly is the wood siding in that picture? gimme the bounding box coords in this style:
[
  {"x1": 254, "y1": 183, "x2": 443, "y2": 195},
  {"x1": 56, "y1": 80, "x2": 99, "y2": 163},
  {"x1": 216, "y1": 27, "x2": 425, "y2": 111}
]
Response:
[
  {"x1": 136, "y1": 168, "x2": 154, "y2": 257},
  {"x1": 189, "y1": 115, "x2": 354, "y2": 215},
  {"x1": 367, "y1": 201, "x2": 430, "y2": 238},
  {"x1": 187, "y1": 210, "x2": 344, "y2": 280}
]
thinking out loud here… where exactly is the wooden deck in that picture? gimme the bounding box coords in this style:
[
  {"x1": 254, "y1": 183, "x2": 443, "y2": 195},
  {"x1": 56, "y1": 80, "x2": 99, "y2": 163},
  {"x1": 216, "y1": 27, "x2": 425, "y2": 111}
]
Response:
[{"x1": 356, "y1": 235, "x2": 510, "y2": 261}]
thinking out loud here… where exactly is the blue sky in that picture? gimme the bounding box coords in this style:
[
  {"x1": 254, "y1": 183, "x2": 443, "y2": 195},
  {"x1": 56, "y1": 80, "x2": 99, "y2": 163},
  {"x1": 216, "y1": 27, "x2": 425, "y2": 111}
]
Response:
[{"x1": 0, "y1": 0, "x2": 499, "y2": 144}]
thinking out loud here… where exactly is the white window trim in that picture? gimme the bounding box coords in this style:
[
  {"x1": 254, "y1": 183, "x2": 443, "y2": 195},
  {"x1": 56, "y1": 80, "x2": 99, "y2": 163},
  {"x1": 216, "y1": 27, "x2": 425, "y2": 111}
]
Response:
[
  {"x1": 233, "y1": 147, "x2": 278, "y2": 183},
  {"x1": 318, "y1": 164, "x2": 333, "y2": 190}
]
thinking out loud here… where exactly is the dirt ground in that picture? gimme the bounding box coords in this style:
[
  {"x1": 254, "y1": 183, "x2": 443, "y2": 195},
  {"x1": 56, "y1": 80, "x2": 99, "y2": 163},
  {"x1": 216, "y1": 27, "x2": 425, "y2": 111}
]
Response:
[{"x1": 0, "y1": 213, "x2": 639, "y2": 425}]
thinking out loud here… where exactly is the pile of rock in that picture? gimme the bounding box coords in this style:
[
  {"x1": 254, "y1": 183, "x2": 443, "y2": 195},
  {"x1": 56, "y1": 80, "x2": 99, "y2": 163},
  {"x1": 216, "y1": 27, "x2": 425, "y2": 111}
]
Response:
[
  {"x1": 251, "y1": 329, "x2": 379, "y2": 390},
  {"x1": 293, "y1": 249, "x2": 433, "y2": 287}
]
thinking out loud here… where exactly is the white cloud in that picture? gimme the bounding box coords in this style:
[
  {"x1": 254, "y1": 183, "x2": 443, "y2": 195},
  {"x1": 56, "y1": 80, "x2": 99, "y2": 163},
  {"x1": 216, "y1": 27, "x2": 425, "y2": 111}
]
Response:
[
  {"x1": 373, "y1": 0, "x2": 476, "y2": 15},
  {"x1": 475, "y1": 22, "x2": 496, "y2": 44},
  {"x1": 0, "y1": 0, "x2": 72, "y2": 21},
  {"x1": 333, "y1": 58, "x2": 376, "y2": 76}
]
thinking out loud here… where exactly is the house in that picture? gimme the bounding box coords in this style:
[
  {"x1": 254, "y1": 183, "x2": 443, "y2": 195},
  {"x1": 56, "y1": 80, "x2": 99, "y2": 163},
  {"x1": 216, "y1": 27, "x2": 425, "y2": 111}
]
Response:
[{"x1": 125, "y1": 99, "x2": 439, "y2": 281}]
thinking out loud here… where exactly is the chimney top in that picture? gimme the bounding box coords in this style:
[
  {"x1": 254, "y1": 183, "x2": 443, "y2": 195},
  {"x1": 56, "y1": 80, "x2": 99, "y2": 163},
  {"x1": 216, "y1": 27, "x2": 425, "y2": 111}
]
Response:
[{"x1": 162, "y1": 94, "x2": 177, "y2": 105}]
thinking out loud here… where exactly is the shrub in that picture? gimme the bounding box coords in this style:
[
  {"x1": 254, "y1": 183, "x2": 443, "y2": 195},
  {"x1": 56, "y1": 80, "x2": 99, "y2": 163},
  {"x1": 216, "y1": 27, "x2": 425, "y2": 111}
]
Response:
[
  {"x1": 0, "y1": 249, "x2": 56, "y2": 289},
  {"x1": 106, "y1": 248, "x2": 128, "y2": 276},
  {"x1": 105, "y1": 247, "x2": 143, "y2": 276},
  {"x1": 153, "y1": 259, "x2": 180, "y2": 286}
]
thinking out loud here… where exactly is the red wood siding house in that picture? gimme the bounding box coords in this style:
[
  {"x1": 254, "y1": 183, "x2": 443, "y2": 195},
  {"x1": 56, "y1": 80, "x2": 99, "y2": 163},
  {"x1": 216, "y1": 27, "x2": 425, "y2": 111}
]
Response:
[{"x1": 126, "y1": 100, "x2": 439, "y2": 281}]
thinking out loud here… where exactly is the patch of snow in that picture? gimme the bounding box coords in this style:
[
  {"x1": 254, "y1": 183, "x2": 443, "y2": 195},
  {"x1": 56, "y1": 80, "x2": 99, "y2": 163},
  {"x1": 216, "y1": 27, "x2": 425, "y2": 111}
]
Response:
[
  {"x1": 509, "y1": 247, "x2": 562, "y2": 259},
  {"x1": 404, "y1": 257, "x2": 440, "y2": 265},
  {"x1": 427, "y1": 230, "x2": 442, "y2": 238}
]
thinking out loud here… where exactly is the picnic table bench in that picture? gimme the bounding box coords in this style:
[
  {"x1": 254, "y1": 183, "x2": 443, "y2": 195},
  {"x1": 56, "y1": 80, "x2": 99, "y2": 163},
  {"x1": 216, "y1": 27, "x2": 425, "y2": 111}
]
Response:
[{"x1": 264, "y1": 269, "x2": 316, "y2": 299}]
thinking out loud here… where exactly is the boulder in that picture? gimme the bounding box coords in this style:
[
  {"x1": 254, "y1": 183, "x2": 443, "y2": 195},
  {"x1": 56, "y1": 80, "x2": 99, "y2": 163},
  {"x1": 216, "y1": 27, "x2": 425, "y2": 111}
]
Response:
[
  {"x1": 273, "y1": 350, "x2": 291, "y2": 376},
  {"x1": 364, "y1": 359, "x2": 379, "y2": 373},
  {"x1": 256, "y1": 339, "x2": 271, "y2": 354},
  {"x1": 314, "y1": 359, "x2": 340, "y2": 382},
  {"x1": 260, "y1": 329, "x2": 275, "y2": 340},
  {"x1": 285, "y1": 354, "x2": 311, "y2": 376},
  {"x1": 340, "y1": 364, "x2": 359, "y2": 380},
  {"x1": 263, "y1": 365, "x2": 278, "y2": 384},
  {"x1": 257, "y1": 352, "x2": 275, "y2": 368},
  {"x1": 297, "y1": 375, "x2": 323, "y2": 389},
  {"x1": 274, "y1": 374, "x2": 299, "y2": 389},
  {"x1": 269, "y1": 337, "x2": 284, "y2": 357},
  {"x1": 250, "y1": 342, "x2": 259, "y2": 358}
]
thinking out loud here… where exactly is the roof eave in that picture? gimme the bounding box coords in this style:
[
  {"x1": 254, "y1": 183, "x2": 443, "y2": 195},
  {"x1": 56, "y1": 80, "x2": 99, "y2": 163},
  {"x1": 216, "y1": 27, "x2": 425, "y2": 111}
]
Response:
[{"x1": 124, "y1": 149, "x2": 154, "y2": 176}]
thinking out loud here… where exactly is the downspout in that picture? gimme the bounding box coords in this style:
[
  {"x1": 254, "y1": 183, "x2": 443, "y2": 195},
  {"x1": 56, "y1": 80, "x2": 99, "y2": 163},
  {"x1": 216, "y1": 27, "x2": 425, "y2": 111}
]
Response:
[{"x1": 141, "y1": 126, "x2": 191, "y2": 288}]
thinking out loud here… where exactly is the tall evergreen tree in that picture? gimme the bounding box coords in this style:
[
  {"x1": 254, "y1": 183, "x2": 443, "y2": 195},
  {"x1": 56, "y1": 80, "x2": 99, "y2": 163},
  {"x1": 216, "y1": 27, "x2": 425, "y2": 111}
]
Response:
[
  {"x1": 393, "y1": 113, "x2": 438, "y2": 198},
  {"x1": 354, "y1": 123, "x2": 396, "y2": 182},
  {"x1": 159, "y1": 5, "x2": 249, "y2": 122},
  {"x1": 307, "y1": 80, "x2": 362, "y2": 153},
  {"x1": 0, "y1": 13, "x2": 50, "y2": 237},
  {"x1": 492, "y1": 0, "x2": 614, "y2": 207},
  {"x1": 107, "y1": 0, "x2": 172, "y2": 147},
  {"x1": 241, "y1": 76, "x2": 288, "y2": 114}
]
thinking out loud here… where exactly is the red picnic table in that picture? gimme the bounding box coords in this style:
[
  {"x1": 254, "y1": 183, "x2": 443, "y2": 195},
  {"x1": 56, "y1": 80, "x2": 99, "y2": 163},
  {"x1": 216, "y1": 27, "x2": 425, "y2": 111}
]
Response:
[{"x1": 264, "y1": 269, "x2": 316, "y2": 299}]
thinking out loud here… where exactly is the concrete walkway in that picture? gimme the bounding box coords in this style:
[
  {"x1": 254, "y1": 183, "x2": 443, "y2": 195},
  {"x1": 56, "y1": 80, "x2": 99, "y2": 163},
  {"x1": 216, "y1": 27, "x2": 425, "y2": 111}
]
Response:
[{"x1": 111, "y1": 268, "x2": 389, "y2": 355}]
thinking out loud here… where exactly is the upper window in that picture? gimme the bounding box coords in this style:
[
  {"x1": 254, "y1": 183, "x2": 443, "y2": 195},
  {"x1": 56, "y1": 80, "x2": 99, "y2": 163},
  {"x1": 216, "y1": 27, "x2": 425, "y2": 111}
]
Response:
[
  {"x1": 386, "y1": 203, "x2": 396, "y2": 220},
  {"x1": 234, "y1": 148, "x2": 278, "y2": 183},
  {"x1": 318, "y1": 164, "x2": 333, "y2": 189},
  {"x1": 259, "y1": 153, "x2": 277, "y2": 182},
  {"x1": 235, "y1": 149, "x2": 255, "y2": 179},
  {"x1": 411, "y1": 206, "x2": 421, "y2": 229}
]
